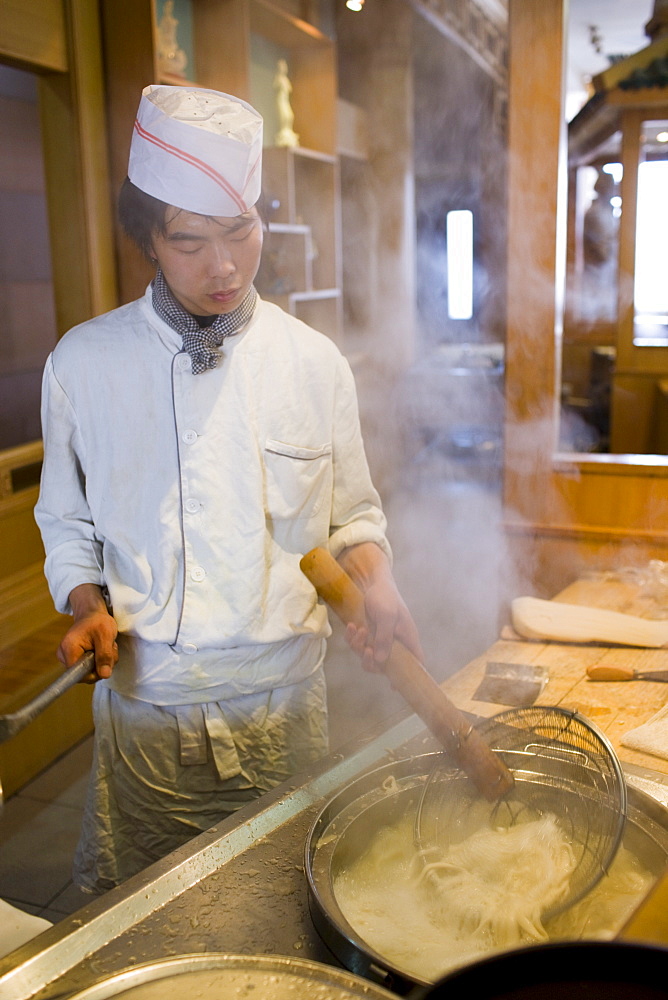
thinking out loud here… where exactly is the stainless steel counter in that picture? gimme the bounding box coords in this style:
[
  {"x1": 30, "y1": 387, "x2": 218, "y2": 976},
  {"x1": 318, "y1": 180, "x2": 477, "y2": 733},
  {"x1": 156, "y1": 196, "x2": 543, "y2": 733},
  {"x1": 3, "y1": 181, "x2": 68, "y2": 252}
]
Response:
[
  {"x1": 6, "y1": 684, "x2": 668, "y2": 1000},
  {"x1": 0, "y1": 709, "x2": 441, "y2": 1000}
]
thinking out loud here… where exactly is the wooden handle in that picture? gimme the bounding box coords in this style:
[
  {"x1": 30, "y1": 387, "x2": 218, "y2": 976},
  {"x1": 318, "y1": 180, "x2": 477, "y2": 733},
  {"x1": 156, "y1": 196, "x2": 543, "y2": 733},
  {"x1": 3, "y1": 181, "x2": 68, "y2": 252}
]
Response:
[
  {"x1": 587, "y1": 664, "x2": 636, "y2": 681},
  {"x1": 300, "y1": 547, "x2": 514, "y2": 801}
]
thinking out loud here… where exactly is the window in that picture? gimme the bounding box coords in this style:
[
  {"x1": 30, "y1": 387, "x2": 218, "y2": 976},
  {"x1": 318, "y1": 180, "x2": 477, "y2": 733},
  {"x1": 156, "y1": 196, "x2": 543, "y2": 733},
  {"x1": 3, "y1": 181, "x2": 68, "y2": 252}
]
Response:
[
  {"x1": 446, "y1": 209, "x2": 473, "y2": 321},
  {"x1": 633, "y1": 123, "x2": 668, "y2": 346}
]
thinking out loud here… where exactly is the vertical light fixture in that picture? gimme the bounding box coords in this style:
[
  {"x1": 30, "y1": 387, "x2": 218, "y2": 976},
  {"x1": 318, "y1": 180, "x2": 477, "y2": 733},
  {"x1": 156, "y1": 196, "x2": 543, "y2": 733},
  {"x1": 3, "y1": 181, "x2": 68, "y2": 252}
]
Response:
[{"x1": 447, "y1": 209, "x2": 474, "y2": 320}]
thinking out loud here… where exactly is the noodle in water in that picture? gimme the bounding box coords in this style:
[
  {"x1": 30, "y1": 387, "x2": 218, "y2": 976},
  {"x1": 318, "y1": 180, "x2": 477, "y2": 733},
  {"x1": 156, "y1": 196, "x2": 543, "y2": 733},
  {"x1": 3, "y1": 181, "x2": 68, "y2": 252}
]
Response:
[{"x1": 333, "y1": 811, "x2": 654, "y2": 982}]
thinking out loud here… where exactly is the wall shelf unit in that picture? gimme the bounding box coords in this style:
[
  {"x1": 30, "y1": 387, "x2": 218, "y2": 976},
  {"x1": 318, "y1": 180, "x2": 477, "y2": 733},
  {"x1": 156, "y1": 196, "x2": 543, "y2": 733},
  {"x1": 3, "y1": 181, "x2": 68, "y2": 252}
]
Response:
[
  {"x1": 101, "y1": 0, "x2": 342, "y2": 345},
  {"x1": 256, "y1": 144, "x2": 342, "y2": 342}
]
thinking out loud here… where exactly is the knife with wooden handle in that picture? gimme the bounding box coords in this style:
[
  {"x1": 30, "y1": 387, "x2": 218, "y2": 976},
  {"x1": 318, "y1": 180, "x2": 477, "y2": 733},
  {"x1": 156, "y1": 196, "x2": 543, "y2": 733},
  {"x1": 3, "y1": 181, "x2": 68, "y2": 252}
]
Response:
[
  {"x1": 511, "y1": 596, "x2": 668, "y2": 648},
  {"x1": 587, "y1": 664, "x2": 668, "y2": 682},
  {"x1": 300, "y1": 546, "x2": 515, "y2": 802}
]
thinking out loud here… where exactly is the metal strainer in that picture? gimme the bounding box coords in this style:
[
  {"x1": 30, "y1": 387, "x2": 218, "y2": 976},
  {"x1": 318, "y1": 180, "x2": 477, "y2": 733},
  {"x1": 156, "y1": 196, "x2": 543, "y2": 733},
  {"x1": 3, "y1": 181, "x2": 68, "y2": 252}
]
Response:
[{"x1": 415, "y1": 706, "x2": 627, "y2": 919}]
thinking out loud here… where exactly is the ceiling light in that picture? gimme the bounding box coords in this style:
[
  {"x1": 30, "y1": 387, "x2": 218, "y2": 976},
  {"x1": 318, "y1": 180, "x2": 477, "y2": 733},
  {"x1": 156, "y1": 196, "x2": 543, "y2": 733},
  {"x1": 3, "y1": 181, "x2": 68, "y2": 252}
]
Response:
[
  {"x1": 346, "y1": 0, "x2": 364, "y2": 10},
  {"x1": 657, "y1": 131, "x2": 668, "y2": 143}
]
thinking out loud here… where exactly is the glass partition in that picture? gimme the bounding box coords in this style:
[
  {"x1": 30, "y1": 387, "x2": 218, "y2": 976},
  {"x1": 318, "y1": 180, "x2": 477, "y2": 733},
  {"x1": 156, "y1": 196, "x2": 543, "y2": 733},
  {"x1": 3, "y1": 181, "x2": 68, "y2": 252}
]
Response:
[
  {"x1": 633, "y1": 119, "x2": 668, "y2": 347},
  {"x1": 560, "y1": 108, "x2": 668, "y2": 457}
]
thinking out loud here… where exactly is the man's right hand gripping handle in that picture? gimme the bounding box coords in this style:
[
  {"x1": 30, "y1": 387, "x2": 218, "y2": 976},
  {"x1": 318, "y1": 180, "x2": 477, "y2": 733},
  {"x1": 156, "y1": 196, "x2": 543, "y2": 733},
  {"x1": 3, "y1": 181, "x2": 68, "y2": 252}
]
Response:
[{"x1": 60, "y1": 584, "x2": 119, "y2": 681}]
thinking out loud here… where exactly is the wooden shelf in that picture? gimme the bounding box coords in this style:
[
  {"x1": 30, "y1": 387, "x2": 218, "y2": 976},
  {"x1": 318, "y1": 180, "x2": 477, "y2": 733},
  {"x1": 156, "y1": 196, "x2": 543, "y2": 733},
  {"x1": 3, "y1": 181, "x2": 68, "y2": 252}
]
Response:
[
  {"x1": 101, "y1": 0, "x2": 342, "y2": 344},
  {"x1": 256, "y1": 225, "x2": 311, "y2": 296},
  {"x1": 157, "y1": 73, "x2": 200, "y2": 88},
  {"x1": 292, "y1": 291, "x2": 342, "y2": 346},
  {"x1": 263, "y1": 145, "x2": 339, "y2": 285}
]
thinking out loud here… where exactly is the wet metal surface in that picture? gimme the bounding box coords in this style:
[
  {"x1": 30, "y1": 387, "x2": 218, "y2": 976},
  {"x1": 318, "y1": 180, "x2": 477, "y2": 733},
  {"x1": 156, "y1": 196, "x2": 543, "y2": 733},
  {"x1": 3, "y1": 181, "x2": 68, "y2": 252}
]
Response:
[
  {"x1": 5, "y1": 707, "x2": 668, "y2": 1000},
  {"x1": 0, "y1": 710, "x2": 439, "y2": 1000}
]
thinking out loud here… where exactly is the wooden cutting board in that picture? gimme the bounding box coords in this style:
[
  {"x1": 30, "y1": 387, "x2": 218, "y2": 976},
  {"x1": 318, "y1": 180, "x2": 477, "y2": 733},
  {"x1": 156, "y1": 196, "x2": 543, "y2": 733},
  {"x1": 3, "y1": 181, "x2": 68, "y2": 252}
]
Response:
[{"x1": 441, "y1": 576, "x2": 668, "y2": 777}]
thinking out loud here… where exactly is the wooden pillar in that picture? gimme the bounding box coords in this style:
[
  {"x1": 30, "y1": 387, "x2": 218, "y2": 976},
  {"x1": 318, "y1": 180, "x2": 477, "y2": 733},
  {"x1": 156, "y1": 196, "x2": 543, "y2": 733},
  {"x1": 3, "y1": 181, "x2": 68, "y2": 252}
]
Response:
[{"x1": 504, "y1": 0, "x2": 566, "y2": 526}]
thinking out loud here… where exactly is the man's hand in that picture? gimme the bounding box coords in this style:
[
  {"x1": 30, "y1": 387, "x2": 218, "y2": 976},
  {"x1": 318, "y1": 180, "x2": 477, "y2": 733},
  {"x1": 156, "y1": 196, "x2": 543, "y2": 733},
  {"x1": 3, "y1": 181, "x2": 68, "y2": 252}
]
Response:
[
  {"x1": 58, "y1": 584, "x2": 119, "y2": 681},
  {"x1": 337, "y1": 542, "x2": 423, "y2": 672}
]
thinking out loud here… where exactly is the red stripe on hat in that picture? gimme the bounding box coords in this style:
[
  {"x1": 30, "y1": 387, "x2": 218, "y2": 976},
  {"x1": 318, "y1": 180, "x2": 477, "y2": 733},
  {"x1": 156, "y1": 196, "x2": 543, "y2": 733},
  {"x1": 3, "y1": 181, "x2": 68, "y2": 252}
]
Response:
[
  {"x1": 133, "y1": 119, "x2": 248, "y2": 213},
  {"x1": 247, "y1": 150, "x2": 262, "y2": 187}
]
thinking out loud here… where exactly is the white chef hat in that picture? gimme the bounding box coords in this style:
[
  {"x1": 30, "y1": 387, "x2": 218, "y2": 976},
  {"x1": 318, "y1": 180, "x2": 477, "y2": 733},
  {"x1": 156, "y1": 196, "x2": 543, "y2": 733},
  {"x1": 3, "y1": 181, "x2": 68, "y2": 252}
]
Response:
[{"x1": 128, "y1": 85, "x2": 263, "y2": 217}]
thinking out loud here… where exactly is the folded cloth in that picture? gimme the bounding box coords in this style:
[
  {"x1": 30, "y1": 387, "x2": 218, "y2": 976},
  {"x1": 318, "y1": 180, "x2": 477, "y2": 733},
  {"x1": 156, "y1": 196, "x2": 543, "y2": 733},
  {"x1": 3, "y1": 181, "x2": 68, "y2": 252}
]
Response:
[
  {"x1": 0, "y1": 899, "x2": 51, "y2": 959},
  {"x1": 621, "y1": 703, "x2": 668, "y2": 761}
]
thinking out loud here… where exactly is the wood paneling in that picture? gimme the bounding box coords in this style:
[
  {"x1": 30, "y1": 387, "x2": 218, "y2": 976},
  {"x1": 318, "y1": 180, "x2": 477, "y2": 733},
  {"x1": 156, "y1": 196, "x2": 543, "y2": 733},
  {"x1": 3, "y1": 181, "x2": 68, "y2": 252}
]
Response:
[
  {"x1": 0, "y1": 443, "x2": 45, "y2": 589},
  {"x1": 0, "y1": 563, "x2": 58, "y2": 652},
  {"x1": 504, "y1": 0, "x2": 564, "y2": 526},
  {"x1": 0, "y1": 617, "x2": 93, "y2": 798},
  {"x1": 40, "y1": 0, "x2": 117, "y2": 335},
  {"x1": 194, "y1": 0, "x2": 251, "y2": 95},
  {"x1": 0, "y1": 0, "x2": 116, "y2": 791},
  {"x1": 0, "y1": 0, "x2": 67, "y2": 73}
]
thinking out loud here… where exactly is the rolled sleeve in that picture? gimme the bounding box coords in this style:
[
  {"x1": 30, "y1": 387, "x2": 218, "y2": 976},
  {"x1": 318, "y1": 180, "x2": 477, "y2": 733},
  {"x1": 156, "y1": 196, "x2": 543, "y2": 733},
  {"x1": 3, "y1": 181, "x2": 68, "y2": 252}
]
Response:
[{"x1": 327, "y1": 518, "x2": 392, "y2": 563}]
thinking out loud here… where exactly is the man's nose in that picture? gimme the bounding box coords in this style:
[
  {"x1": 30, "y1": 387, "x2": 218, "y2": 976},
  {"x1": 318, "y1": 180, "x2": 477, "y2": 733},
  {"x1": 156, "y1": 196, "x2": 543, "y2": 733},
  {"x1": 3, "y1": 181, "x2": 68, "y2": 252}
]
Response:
[{"x1": 208, "y1": 240, "x2": 235, "y2": 276}]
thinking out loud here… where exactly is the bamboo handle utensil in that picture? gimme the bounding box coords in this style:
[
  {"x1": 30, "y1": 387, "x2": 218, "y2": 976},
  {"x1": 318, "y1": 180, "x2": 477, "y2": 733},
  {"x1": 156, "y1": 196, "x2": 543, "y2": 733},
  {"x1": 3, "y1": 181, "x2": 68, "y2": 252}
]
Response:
[{"x1": 300, "y1": 547, "x2": 514, "y2": 801}]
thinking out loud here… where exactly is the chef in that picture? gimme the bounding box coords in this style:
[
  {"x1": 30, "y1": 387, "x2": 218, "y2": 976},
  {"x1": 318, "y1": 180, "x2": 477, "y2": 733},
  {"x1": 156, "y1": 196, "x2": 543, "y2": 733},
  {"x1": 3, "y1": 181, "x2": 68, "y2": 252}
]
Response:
[{"x1": 35, "y1": 85, "x2": 422, "y2": 893}]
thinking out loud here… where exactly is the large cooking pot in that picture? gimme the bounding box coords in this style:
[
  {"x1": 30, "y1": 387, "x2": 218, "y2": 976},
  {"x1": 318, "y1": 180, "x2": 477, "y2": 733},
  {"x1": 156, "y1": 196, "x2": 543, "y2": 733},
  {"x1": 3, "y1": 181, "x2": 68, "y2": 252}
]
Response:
[
  {"x1": 61, "y1": 953, "x2": 400, "y2": 1000},
  {"x1": 305, "y1": 754, "x2": 668, "y2": 995}
]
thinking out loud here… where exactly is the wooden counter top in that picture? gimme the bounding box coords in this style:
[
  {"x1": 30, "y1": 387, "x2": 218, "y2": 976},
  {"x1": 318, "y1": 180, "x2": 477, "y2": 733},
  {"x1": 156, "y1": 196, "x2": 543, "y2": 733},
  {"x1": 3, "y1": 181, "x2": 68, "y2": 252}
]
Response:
[{"x1": 441, "y1": 575, "x2": 668, "y2": 777}]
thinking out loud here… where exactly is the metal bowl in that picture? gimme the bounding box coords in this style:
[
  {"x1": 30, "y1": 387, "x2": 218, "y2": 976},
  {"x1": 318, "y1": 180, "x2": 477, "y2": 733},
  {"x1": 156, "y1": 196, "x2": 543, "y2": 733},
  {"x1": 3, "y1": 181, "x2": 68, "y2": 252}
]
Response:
[
  {"x1": 62, "y1": 953, "x2": 399, "y2": 1000},
  {"x1": 305, "y1": 754, "x2": 668, "y2": 994}
]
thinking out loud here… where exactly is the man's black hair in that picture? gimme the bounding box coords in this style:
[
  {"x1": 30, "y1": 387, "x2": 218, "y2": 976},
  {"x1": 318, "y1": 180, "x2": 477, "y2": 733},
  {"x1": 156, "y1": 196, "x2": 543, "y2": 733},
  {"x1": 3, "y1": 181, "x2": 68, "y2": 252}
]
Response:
[
  {"x1": 118, "y1": 178, "x2": 268, "y2": 261},
  {"x1": 118, "y1": 178, "x2": 168, "y2": 261}
]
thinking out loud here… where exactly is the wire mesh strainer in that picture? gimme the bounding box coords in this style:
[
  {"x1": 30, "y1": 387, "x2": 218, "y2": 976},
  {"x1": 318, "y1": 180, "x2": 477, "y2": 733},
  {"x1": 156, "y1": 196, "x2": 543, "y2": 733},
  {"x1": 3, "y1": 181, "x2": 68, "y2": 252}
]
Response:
[{"x1": 415, "y1": 706, "x2": 627, "y2": 919}]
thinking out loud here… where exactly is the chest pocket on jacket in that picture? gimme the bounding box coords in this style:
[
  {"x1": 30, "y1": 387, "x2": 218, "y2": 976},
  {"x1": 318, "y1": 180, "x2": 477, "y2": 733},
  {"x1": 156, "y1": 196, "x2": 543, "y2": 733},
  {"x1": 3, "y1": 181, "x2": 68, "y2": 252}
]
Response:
[{"x1": 264, "y1": 438, "x2": 333, "y2": 520}]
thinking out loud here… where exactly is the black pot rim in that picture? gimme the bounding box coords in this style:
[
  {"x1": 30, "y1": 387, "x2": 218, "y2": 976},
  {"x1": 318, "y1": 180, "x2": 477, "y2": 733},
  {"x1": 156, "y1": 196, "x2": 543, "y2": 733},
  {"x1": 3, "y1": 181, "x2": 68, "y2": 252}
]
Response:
[{"x1": 415, "y1": 939, "x2": 668, "y2": 998}]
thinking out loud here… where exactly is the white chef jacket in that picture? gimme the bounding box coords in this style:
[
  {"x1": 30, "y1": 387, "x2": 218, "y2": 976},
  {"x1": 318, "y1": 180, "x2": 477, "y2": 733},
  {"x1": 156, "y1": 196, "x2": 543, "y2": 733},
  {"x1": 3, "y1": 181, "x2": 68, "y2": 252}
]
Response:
[{"x1": 35, "y1": 289, "x2": 390, "y2": 705}]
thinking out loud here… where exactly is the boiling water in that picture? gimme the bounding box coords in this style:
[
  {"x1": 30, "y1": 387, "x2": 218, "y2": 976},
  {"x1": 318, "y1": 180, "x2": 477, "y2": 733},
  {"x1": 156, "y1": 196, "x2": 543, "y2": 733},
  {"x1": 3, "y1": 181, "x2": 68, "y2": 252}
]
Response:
[{"x1": 333, "y1": 811, "x2": 653, "y2": 983}]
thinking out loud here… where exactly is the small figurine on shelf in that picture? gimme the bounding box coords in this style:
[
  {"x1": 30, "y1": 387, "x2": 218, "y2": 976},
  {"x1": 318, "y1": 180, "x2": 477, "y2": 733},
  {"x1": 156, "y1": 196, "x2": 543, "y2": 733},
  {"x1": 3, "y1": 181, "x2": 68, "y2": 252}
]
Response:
[
  {"x1": 274, "y1": 59, "x2": 300, "y2": 147},
  {"x1": 157, "y1": 1, "x2": 188, "y2": 79}
]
